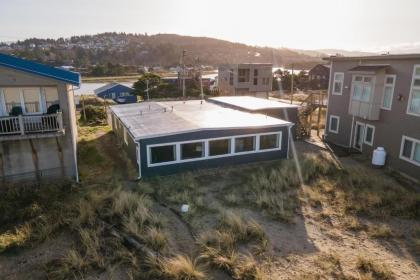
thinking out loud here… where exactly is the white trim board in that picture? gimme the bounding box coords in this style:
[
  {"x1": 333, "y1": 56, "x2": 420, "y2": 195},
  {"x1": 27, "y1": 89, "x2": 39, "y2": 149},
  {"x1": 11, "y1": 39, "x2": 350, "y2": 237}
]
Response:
[
  {"x1": 146, "y1": 131, "x2": 283, "y2": 168},
  {"x1": 399, "y1": 135, "x2": 420, "y2": 167}
]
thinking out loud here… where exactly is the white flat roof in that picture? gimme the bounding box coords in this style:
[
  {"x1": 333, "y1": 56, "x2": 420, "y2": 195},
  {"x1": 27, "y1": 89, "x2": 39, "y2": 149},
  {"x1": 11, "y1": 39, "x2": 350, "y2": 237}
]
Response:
[
  {"x1": 110, "y1": 100, "x2": 293, "y2": 140},
  {"x1": 209, "y1": 96, "x2": 299, "y2": 111}
]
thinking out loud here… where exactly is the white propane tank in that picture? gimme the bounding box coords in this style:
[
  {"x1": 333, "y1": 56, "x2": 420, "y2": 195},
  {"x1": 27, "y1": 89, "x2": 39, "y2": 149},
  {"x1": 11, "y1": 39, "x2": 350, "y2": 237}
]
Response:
[{"x1": 372, "y1": 147, "x2": 386, "y2": 167}]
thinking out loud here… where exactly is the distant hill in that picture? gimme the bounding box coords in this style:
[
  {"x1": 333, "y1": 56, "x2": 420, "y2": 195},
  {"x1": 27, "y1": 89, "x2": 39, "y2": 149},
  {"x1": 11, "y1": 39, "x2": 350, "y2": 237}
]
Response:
[
  {"x1": 296, "y1": 48, "x2": 376, "y2": 58},
  {"x1": 0, "y1": 33, "x2": 321, "y2": 69}
]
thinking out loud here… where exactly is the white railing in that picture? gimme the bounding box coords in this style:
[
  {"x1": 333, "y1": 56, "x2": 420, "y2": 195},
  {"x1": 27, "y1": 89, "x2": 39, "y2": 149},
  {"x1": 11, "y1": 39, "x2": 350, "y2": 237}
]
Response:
[{"x1": 0, "y1": 112, "x2": 63, "y2": 136}]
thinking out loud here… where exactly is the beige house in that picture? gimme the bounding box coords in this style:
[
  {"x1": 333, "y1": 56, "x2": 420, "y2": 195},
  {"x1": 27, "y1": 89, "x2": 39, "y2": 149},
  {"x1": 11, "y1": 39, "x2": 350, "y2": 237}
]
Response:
[
  {"x1": 324, "y1": 54, "x2": 420, "y2": 181},
  {"x1": 218, "y1": 63, "x2": 273, "y2": 97},
  {"x1": 0, "y1": 53, "x2": 80, "y2": 182}
]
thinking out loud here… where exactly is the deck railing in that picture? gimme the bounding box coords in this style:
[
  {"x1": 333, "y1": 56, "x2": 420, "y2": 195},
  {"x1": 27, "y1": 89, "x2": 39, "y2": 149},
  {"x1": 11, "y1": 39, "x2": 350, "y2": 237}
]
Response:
[{"x1": 0, "y1": 112, "x2": 63, "y2": 136}]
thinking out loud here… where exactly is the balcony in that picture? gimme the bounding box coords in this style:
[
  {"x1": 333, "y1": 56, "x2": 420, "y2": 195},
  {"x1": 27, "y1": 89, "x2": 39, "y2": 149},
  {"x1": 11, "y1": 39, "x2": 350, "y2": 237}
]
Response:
[
  {"x1": 0, "y1": 112, "x2": 64, "y2": 141},
  {"x1": 349, "y1": 100, "x2": 381, "y2": 120}
]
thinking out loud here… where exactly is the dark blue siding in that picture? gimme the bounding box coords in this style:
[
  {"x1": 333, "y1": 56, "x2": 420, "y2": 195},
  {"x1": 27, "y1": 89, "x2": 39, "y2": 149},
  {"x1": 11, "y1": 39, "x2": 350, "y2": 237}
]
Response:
[
  {"x1": 138, "y1": 126, "x2": 290, "y2": 177},
  {"x1": 96, "y1": 84, "x2": 135, "y2": 102}
]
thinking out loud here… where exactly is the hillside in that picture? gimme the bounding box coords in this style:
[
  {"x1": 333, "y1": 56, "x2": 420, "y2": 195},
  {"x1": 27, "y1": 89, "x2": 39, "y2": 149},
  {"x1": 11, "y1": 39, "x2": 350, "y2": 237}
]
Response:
[{"x1": 0, "y1": 32, "x2": 321, "y2": 69}]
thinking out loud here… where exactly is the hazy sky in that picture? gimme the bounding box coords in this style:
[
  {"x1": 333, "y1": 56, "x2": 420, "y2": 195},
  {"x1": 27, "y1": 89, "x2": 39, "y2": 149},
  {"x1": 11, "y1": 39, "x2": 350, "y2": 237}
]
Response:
[{"x1": 1, "y1": 0, "x2": 420, "y2": 51}]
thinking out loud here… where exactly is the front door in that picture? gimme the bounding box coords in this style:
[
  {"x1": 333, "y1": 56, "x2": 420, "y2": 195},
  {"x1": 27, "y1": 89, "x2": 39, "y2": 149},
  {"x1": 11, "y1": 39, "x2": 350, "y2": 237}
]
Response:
[{"x1": 353, "y1": 122, "x2": 365, "y2": 151}]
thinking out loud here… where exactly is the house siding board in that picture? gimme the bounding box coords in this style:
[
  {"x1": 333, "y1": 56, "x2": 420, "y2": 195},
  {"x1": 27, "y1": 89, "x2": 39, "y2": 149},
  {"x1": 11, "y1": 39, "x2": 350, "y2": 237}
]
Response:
[
  {"x1": 326, "y1": 58, "x2": 420, "y2": 180},
  {"x1": 138, "y1": 126, "x2": 289, "y2": 177}
]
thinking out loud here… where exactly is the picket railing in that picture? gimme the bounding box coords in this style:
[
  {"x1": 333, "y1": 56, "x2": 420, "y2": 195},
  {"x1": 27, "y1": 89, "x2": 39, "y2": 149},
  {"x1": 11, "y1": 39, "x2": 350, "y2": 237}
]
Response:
[{"x1": 0, "y1": 112, "x2": 63, "y2": 136}]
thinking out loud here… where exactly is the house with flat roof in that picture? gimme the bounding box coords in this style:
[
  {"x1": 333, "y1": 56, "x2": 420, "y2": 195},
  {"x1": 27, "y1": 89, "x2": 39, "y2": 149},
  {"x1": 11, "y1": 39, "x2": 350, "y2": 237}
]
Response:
[
  {"x1": 94, "y1": 82, "x2": 136, "y2": 104},
  {"x1": 324, "y1": 54, "x2": 420, "y2": 181},
  {"x1": 0, "y1": 53, "x2": 80, "y2": 182},
  {"x1": 218, "y1": 63, "x2": 273, "y2": 97},
  {"x1": 109, "y1": 98, "x2": 293, "y2": 177}
]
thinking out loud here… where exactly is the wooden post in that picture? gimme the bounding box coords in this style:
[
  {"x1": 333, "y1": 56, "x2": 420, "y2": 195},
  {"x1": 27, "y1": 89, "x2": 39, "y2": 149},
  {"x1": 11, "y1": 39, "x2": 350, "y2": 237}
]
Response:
[
  {"x1": 81, "y1": 94, "x2": 86, "y2": 121},
  {"x1": 18, "y1": 115, "x2": 24, "y2": 135},
  {"x1": 290, "y1": 64, "x2": 294, "y2": 104},
  {"x1": 316, "y1": 93, "x2": 322, "y2": 137},
  {"x1": 308, "y1": 94, "x2": 313, "y2": 134}
]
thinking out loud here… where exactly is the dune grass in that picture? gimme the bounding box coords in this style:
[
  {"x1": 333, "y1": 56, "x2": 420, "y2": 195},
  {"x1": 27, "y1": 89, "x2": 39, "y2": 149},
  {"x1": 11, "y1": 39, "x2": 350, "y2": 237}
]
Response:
[{"x1": 356, "y1": 255, "x2": 394, "y2": 280}]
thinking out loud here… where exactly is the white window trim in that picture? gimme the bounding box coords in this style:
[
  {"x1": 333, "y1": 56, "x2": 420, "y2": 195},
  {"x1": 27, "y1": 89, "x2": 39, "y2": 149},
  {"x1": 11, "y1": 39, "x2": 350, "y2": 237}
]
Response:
[
  {"x1": 332, "y1": 72, "x2": 344, "y2": 95},
  {"x1": 399, "y1": 135, "x2": 420, "y2": 167},
  {"x1": 146, "y1": 132, "x2": 282, "y2": 167},
  {"x1": 328, "y1": 115, "x2": 340, "y2": 134},
  {"x1": 363, "y1": 124, "x2": 375, "y2": 146},
  {"x1": 0, "y1": 87, "x2": 54, "y2": 115},
  {"x1": 406, "y1": 64, "x2": 420, "y2": 117},
  {"x1": 353, "y1": 121, "x2": 365, "y2": 152},
  {"x1": 350, "y1": 75, "x2": 376, "y2": 103},
  {"x1": 381, "y1": 74, "x2": 396, "y2": 110}
]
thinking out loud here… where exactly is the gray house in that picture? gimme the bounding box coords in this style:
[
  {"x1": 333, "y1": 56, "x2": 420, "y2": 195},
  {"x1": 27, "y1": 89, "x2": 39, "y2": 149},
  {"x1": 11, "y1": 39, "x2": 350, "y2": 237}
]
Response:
[
  {"x1": 109, "y1": 98, "x2": 293, "y2": 178},
  {"x1": 218, "y1": 63, "x2": 273, "y2": 97},
  {"x1": 0, "y1": 53, "x2": 80, "y2": 182},
  {"x1": 324, "y1": 54, "x2": 420, "y2": 181}
]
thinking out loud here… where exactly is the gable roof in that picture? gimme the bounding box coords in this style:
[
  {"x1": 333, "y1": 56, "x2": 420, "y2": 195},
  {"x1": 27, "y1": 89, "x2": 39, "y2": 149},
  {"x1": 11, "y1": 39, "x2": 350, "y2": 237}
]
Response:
[
  {"x1": 0, "y1": 53, "x2": 80, "y2": 86},
  {"x1": 94, "y1": 83, "x2": 133, "y2": 94}
]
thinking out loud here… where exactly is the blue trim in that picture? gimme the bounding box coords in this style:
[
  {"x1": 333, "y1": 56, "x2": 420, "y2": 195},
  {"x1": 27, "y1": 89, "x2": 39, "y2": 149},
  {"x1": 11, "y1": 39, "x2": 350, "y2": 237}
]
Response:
[{"x1": 0, "y1": 53, "x2": 80, "y2": 86}]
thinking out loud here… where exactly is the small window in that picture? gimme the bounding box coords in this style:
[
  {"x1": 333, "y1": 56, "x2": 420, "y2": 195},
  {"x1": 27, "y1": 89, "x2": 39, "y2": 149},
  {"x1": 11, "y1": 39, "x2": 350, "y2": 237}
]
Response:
[
  {"x1": 333, "y1": 73, "x2": 344, "y2": 95},
  {"x1": 253, "y1": 78, "x2": 258, "y2": 85},
  {"x1": 150, "y1": 145, "x2": 176, "y2": 164},
  {"x1": 123, "y1": 127, "x2": 128, "y2": 145},
  {"x1": 382, "y1": 75, "x2": 396, "y2": 110},
  {"x1": 229, "y1": 70, "x2": 234, "y2": 86},
  {"x1": 254, "y1": 69, "x2": 258, "y2": 76},
  {"x1": 259, "y1": 134, "x2": 280, "y2": 150},
  {"x1": 400, "y1": 136, "x2": 420, "y2": 166},
  {"x1": 364, "y1": 125, "x2": 375, "y2": 146},
  {"x1": 181, "y1": 141, "x2": 204, "y2": 160},
  {"x1": 235, "y1": 136, "x2": 256, "y2": 153},
  {"x1": 329, "y1": 115, "x2": 339, "y2": 133},
  {"x1": 209, "y1": 139, "x2": 231, "y2": 156}
]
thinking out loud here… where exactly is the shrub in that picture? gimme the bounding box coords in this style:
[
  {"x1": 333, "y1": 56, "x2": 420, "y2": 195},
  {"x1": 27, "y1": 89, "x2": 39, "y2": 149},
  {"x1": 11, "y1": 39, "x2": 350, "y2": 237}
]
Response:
[
  {"x1": 356, "y1": 255, "x2": 394, "y2": 280},
  {"x1": 80, "y1": 105, "x2": 106, "y2": 123},
  {"x1": 161, "y1": 255, "x2": 206, "y2": 280},
  {"x1": 367, "y1": 224, "x2": 394, "y2": 239}
]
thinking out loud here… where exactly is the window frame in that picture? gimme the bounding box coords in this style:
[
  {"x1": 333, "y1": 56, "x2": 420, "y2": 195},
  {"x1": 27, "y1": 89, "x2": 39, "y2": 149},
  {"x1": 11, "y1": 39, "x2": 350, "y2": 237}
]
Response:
[
  {"x1": 363, "y1": 124, "x2": 375, "y2": 146},
  {"x1": 234, "y1": 135, "x2": 257, "y2": 154},
  {"x1": 146, "y1": 132, "x2": 283, "y2": 167},
  {"x1": 238, "y1": 68, "x2": 250, "y2": 83},
  {"x1": 328, "y1": 115, "x2": 340, "y2": 134},
  {"x1": 399, "y1": 135, "x2": 420, "y2": 167},
  {"x1": 0, "y1": 87, "x2": 53, "y2": 115},
  {"x1": 381, "y1": 74, "x2": 396, "y2": 110},
  {"x1": 406, "y1": 65, "x2": 420, "y2": 117},
  {"x1": 332, "y1": 72, "x2": 344, "y2": 95},
  {"x1": 350, "y1": 74, "x2": 375, "y2": 103},
  {"x1": 180, "y1": 141, "x2": 205, "y2": 160}
]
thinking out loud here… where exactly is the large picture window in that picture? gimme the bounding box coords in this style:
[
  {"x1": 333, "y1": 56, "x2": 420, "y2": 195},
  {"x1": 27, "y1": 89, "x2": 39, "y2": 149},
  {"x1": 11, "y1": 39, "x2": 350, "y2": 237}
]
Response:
[
  {"x1": 235, "y1": 136, "x2": 255, "y2": 153},
  {"x1": 181, "y1": 141, "x2": 204, "y2": 160},
  {"x1": 150, "y1": 145, "x2": 176, "y2": 164},
  {"x1": 400, "y1": 136, "x2": 420, "y2": 166},
  {"x1": 351, "y1": 75, "x2": 373, "y2": 102},
  {"x1": 1, "y1": 87, "x2": 58, "y2": 115},
  {"x1": 407, "y1": 65, "x2": 420, "y2": 116},
  {"x1": 238, "y1": 69, "x2": 250, "y2": 83},
  {"x1": 259, "y1": 134, "x2": 280, "y2": 150},
  {"x1": 209, "y1": 139, "x2": 231, "y2": 156},
  {"x1": 22, "y1": 88, "x2": 42, "y2": 113}
]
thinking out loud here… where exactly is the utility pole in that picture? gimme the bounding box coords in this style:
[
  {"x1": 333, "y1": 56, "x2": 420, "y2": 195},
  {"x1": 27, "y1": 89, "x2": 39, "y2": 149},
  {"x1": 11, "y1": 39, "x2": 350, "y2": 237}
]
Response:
[
  {"x1": 146, "y1": 79, "x2": 150, "y2": 101},
  {"x1": 290, "y1": 64, "x2": 294, "y2": 104},
  {"x1": 197, "y1": 57, "x2": 204, "y2": 100},
  {"x1": 181, "y1": 50, "x2": 186, "y2": 98}
]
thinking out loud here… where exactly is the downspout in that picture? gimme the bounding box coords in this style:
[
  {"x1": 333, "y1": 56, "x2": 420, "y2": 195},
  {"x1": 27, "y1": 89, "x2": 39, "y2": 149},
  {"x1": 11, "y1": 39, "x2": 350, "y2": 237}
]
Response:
[
  {"x1": 348, "y1": 115, "x2": 355, "y2": 151},
  {"x1": 71, "y1": 85, "x2": 80, "y2": 183},
  {"x1": 137, "y1": 141, "x2": 142, "y2": 179}
]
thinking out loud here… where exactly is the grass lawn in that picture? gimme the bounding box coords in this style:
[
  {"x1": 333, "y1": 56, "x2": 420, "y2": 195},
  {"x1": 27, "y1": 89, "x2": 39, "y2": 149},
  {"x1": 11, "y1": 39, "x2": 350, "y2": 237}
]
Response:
[{"x1": 0, "y1": 118, "x2": 419, "y2": 279}]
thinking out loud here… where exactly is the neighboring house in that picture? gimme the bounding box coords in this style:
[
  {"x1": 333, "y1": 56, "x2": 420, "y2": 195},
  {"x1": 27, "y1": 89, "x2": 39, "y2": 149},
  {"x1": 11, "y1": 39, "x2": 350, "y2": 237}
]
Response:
[
  {"x1": 94, "y1": 83, "x2": 136, "y2": 104},
  {"x1": 324, "y1": 54, "x2": 420, "y2": 181},
  {"x1": 218, "y1": 63, "x2": 273, "y2": 97},
  {"x1": 308, "y1": 64, "x2": 330, "y2": 90},
  {"x1": 0, "y1": 53, "x2": 80, "y2": 182},
  {"x1": 109, "y1": 98, "x2": 293, "y2": 177}
]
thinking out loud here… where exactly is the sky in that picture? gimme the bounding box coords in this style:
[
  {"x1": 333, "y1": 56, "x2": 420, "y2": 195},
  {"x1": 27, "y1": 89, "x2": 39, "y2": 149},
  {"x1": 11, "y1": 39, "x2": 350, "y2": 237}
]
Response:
[{"x1": 1, "y1": 0, "x2": 420, "y2": 51}]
